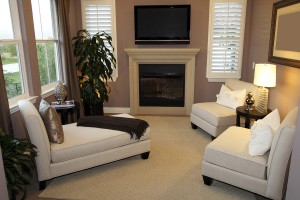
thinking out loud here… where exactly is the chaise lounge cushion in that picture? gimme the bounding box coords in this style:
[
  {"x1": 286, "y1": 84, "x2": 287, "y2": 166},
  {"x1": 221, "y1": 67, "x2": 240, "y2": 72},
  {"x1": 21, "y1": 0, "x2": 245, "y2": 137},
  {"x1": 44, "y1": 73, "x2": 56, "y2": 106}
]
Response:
[
  {"x1": 51, "y1": 114, "x2": 150, "y2": 163},
  {"x1": 204, "y1": 126, "x2": 268, "y2": 179}
]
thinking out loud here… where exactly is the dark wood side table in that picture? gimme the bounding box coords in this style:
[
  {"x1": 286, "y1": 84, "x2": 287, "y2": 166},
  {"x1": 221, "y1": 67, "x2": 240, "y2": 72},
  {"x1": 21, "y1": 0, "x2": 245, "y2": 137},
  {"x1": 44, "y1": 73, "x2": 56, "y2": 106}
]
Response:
[
  {"x1": 236, "y1": 106, "x2": 272, "y2": 128},
  {"x1": 53, "y1": 101, "x2": 80, "y2": 125}
]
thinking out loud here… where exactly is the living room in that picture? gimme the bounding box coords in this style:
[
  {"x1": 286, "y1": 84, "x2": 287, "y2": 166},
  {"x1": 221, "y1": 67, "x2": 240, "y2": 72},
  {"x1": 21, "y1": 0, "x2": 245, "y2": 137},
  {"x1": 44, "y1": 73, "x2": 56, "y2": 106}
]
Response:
[{"x1": 0, "y1": 0, "x2": 300, "y2": 199}]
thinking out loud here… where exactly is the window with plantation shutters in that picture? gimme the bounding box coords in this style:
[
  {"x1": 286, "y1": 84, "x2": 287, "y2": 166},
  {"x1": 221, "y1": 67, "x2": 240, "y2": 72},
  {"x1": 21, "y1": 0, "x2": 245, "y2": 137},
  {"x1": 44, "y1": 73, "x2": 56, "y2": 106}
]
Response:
[
  {"x1": 206, "y1": 0, "x2": 247, "y2": 82},
  {"x1": 81, "y1": 0, "x2": 118, "y2": 80}
]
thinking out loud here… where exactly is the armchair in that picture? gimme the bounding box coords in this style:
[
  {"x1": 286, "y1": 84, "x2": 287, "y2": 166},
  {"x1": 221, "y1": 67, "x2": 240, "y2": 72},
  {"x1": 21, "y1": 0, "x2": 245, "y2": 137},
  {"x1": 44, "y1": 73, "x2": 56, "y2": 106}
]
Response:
[
  {"x1": 202, "y1": 107, "x2": 298, "y2": 200},
  {"x1": 190, "y1": 79, "x2": 258, "y2": 139}
]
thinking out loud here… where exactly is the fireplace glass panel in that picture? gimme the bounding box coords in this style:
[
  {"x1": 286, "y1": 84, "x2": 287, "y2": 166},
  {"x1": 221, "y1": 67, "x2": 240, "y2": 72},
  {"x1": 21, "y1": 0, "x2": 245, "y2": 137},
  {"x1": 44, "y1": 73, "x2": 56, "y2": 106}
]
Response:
[{"x1": 139, "y1": 64, "x2": 185, "y2": 107}]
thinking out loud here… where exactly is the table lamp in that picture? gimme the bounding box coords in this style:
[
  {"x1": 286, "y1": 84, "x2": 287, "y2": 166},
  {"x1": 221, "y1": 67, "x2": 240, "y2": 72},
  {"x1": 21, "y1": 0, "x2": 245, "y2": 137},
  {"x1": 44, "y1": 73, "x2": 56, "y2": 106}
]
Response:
[{"x1": 253, "y1": 63, "x2": 276, "y2": 114}]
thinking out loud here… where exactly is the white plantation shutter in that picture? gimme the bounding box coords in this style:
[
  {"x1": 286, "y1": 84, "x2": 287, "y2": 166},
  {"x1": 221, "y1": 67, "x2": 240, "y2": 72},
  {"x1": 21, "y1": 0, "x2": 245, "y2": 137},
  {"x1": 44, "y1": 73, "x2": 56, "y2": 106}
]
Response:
[
  {"x1": 85, "y1": 5, "x2": 111, "y2": 33},
  {"x1": 206, "y1": 0, "x2": 247, "y2": 82},
  {"x1": 81, "y1": 0, "x2": 118, "y2": 79}
]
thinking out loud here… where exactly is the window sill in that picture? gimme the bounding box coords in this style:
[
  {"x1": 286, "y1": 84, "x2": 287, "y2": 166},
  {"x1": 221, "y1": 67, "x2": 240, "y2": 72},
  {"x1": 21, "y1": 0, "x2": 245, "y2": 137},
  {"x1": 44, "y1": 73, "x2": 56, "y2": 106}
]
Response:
[
  {"x1": 207, "y1": 78, "x2": 227, "y2": 83},
  {"x1": 10, "y1": 96, "x2": 38, "y2": 114},
  {"x1": 41, "y1": 87, "x2": 55, "y2": 99},
  {"x1": 41, "y1": 81, "x2": 61, "y2": 97},
  {"x1": 207, "y1": 77, "x2": 241, "y2": 83}
]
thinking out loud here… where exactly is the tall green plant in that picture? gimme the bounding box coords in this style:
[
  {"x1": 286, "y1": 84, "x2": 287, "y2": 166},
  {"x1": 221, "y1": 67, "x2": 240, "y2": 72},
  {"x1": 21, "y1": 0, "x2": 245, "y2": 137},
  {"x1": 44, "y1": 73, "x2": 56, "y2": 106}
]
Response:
[
  {"x1": 72, "y1": 29, "x2": 116, "y2": 105},
  {"x1": 0, "y1": 130, "x2": 37, "y2": 200}
]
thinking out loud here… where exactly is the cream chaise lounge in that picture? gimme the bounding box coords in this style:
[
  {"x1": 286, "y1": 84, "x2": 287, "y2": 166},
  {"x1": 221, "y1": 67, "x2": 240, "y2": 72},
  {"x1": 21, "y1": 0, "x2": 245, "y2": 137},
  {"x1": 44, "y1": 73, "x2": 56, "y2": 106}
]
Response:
[
  {"x1": 202, "y1": 107, "x2": 298, "y2": 200},
  {"x1": 18, "y1": 100, "x2": 150, "y2": 189},
  {"x1": 190, "y1": 79, "x2": 258, "y2": 139}
]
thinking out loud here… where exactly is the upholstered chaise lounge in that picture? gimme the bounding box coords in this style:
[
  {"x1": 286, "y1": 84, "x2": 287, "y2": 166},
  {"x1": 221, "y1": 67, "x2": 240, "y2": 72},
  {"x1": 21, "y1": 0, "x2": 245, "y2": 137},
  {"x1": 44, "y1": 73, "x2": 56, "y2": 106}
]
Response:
[
  {"x1": 18, "y1": 100, "x2": 150, "y2": 189},
  {"x1": 202, "y1": 107, "x2": 298, "y2": 200}
]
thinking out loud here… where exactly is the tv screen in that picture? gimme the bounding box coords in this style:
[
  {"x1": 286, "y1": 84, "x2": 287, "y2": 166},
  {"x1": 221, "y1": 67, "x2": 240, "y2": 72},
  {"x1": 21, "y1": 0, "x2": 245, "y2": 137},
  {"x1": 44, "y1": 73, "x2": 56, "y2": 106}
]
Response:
[{"x1": 134, "y1": 5, "x2": 191, "y2": 44}]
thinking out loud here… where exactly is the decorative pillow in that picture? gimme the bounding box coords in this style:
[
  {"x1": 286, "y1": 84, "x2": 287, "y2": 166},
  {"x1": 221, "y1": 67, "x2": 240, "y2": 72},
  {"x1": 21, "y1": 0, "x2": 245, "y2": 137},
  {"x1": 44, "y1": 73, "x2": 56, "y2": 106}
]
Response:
[
  {"x1": 249, "y1": 120, "x2": 274, "y2": 156},
  {"x1": 261, "y1": 109, "x2": 280, "y2": 132},
  {"x1": 39, "y1": 99, "x2": 64, "y2": 144},
  {"x1": 216, "y1": 89, "x2": 246, "y2": 109},
  {"x1": 216, "y1": 84, "x2": 231, "y2": 106},
  {"x1": 218, "y1": 84, "x2": 231, "y2": 96}
]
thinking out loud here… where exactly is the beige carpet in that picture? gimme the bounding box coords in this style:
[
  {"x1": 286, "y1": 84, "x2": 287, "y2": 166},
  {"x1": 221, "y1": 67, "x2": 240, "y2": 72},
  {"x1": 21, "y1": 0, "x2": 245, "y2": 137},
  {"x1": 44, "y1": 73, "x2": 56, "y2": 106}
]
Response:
[{"x1": 39, "y1": 116, "x2": 256, "y2": 200}]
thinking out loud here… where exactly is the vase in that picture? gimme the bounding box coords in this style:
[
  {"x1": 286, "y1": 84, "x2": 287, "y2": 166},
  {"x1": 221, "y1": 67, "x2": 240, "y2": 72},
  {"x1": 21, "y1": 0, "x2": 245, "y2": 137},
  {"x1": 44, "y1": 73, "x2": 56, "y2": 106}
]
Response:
[
  {"x1": 54, "y1": 82, "x2": 67, "y2": 105},
  {"x1": 245, "y1": 92, "x2": 255, "y2": 112}
]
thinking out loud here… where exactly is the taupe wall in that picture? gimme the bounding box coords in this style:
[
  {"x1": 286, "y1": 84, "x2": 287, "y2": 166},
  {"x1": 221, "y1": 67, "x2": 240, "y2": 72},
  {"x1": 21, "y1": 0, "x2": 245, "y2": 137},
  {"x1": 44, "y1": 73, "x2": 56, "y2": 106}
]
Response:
[{"x1": 245, "y1": 0, "x2": 300, "y2": 118}]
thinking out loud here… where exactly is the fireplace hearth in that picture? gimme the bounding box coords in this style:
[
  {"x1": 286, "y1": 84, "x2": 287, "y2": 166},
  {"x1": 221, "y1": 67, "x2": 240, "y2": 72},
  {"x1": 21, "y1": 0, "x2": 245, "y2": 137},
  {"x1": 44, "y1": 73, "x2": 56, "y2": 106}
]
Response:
[{"x1": 139, "y1": 64, "x2": 185, "y2": 107}]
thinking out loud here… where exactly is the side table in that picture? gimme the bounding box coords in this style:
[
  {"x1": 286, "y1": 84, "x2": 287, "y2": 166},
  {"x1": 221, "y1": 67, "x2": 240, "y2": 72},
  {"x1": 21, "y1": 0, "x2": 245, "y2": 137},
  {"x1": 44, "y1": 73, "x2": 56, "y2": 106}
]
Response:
[
  {"x1": 53, "y1": 101, "x2": 80, "y2": 125},
  {"x1": 236, "y1": 106, "x2": 272, "y2": 128}
]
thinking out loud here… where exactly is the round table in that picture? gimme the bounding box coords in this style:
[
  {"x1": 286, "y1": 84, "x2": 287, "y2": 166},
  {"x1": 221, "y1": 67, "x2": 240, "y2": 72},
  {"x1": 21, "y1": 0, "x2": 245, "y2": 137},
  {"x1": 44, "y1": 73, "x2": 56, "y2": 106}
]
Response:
[
  {"x1": 52, "y1": 101, "x2": 80, "y2": 125},
  {"x1": 236, "y1": 106, "x2": 272, "y2": 128}
]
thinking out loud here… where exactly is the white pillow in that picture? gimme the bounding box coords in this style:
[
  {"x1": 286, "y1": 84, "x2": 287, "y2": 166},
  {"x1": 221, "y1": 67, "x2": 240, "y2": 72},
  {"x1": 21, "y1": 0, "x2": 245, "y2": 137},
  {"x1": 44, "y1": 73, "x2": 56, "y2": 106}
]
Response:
[
  {"x1": 216, "y1": 89, "x2": 246, "y2": 109},
  {"x1": 249, "y1": 120, "x2": 274, "y2": 156},
  {"x1": 216, "y1": 84, "x2": 231, "y2": 106},
  {"x1": 218, "y1": 84, "x2": 231, "y2": 96},
  {"x1": 261, "y1": 109, "x2": 280, "y2": 132},
  {"x1": 248, "y1": 109, "x2": 280, "y2": 156}
]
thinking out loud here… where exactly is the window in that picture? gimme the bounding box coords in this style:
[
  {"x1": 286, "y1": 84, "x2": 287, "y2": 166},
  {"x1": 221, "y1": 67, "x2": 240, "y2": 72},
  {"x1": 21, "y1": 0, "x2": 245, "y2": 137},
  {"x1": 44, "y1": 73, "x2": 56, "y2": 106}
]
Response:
[
  {"x1": 81, "y1": 0, "x2": 118, "y2": 80},
  {"x1": 31, "y1": 0, "x2": 62, "y2": 92},
  {"x1": 0, "y1": 0, "x2": 28, "y2": 102},
  {"x1": 206, "y1": 0, "x2": 247, "y2": 82}
]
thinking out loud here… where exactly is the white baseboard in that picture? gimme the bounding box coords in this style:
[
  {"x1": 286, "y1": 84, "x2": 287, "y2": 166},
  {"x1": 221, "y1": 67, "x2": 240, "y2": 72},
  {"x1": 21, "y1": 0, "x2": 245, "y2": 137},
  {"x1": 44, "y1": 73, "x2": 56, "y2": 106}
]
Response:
[{"x1": 104, "y1": 107, "x2": 131, "y2": 114}]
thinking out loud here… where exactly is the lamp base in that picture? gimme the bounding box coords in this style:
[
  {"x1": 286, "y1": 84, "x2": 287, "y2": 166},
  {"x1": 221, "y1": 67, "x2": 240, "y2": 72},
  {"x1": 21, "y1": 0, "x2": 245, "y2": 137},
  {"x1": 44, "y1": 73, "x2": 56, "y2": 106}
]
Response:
[{"x1": 256, "y1": 87, "x2": 269, "y2": 114}]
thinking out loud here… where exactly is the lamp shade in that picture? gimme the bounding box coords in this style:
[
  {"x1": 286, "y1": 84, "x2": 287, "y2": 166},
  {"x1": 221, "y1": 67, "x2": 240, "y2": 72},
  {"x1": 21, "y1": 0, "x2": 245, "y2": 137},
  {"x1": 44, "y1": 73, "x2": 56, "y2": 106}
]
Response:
[{"x1": 254, "y1": 64, "x2": 276, "y2": 87}]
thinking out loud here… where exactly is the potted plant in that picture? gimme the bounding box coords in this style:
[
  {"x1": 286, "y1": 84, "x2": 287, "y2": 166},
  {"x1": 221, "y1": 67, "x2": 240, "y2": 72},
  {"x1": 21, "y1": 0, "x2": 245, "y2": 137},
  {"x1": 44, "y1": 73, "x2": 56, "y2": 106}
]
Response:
[
  {"x1": 0, "y1": 129, "x2": 37, "y2": 200},
  {"x1": 72, "y1": 29, "x2": 116, "y2": 116}
]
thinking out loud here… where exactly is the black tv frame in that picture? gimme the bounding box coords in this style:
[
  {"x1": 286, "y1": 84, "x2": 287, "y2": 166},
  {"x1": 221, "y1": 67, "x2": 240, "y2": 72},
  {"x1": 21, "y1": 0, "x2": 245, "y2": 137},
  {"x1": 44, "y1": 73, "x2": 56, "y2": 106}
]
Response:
[{"x1": 134, "y1": 5, "x2": 191, "y2": 44}]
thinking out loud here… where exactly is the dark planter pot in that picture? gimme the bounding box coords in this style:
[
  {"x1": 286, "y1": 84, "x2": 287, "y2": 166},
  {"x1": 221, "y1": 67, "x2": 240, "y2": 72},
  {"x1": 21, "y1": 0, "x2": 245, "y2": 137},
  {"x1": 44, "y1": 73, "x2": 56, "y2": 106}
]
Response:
[{"x1": 83, "y1": 103, "x2": 104, "y2": 116}]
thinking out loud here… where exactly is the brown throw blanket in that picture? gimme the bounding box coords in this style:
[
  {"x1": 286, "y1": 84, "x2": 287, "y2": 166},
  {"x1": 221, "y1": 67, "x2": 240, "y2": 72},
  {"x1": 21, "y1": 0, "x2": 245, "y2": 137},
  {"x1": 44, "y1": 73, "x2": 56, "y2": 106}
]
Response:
[{"x1": 77, "y1": 116, "x2": 149, "y2": 140}]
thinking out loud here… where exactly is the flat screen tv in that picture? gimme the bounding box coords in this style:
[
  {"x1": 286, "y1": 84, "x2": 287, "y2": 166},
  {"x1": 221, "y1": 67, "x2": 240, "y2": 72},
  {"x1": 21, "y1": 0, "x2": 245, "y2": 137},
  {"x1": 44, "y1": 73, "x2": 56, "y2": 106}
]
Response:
[{"x1": 134, "y1": 5, "x2": 191, "y2": 44}]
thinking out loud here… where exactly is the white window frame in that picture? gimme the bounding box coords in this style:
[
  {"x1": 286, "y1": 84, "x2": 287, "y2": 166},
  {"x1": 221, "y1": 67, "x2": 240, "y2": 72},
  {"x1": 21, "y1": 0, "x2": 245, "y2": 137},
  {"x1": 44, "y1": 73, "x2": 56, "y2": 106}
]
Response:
[
  {"x1": 81, "y1": 0, "x2": 118, "y2": 81},
  {"x1": 38, "y1": 39, "x2": 62, "y2": 96},
  {"x1": 0, "y1": 0, "x2": 30, "y2": 107},
  {"x1": 31, "y1": 0, "x2": 63, "y2": 95},
  {"x1": 206, "y1": 0, "x2": 247, "y2": 82}
]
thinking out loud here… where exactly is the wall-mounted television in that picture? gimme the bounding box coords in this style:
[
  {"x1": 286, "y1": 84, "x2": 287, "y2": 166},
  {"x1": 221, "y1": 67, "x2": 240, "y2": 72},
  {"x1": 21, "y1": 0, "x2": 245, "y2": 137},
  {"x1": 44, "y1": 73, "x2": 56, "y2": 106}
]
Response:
[{"x1": 134, "y1": 5, "x2": 191, "y2": 44}]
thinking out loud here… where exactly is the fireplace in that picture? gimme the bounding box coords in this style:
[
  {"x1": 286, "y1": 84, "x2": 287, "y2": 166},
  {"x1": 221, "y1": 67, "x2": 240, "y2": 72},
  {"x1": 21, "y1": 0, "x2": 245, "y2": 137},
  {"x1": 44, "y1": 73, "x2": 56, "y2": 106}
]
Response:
[
  {"x1": 139, "y1": 64, "x2": 185, "y2": 107},
  {"x1": 125, "y1": 48, "x2": 200, "y2": 115}
]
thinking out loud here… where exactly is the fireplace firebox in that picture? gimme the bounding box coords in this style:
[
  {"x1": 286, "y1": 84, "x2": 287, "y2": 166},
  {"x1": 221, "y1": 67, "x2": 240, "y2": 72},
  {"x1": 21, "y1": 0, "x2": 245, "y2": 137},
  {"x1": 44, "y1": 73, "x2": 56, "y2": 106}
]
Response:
[{"x1": 139, "y1": 64, "x2": 185, "y2": 107}]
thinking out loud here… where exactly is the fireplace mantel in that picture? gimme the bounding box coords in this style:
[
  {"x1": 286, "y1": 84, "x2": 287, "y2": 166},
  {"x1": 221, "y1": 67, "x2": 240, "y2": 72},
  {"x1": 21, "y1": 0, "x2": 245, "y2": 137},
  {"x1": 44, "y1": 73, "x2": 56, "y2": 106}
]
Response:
[{"x1": 124, "y1": 48, "x2": 200, "y2": 115}]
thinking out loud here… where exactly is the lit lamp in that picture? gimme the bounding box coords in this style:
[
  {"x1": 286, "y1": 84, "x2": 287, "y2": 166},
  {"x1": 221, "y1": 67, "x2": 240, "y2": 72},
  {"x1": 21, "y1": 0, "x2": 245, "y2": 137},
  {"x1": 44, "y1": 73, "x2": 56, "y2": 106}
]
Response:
[{"x1": 253, "y1": 63, "x2": 276, "y2": 114}]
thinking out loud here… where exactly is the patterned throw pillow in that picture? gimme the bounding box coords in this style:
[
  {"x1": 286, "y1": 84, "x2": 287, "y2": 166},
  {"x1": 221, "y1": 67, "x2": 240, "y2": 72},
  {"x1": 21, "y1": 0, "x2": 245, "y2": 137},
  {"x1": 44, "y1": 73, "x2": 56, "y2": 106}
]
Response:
[{"x1": 39, "y1": 99, "x2": 64, "y2": 144}]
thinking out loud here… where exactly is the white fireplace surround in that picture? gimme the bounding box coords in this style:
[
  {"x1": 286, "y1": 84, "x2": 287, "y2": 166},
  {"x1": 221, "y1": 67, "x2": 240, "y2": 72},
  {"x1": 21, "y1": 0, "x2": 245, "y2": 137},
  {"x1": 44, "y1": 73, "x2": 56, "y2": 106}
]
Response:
[{"x1": 125, "y1": 48, "x2": 200, "y2": 115}]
